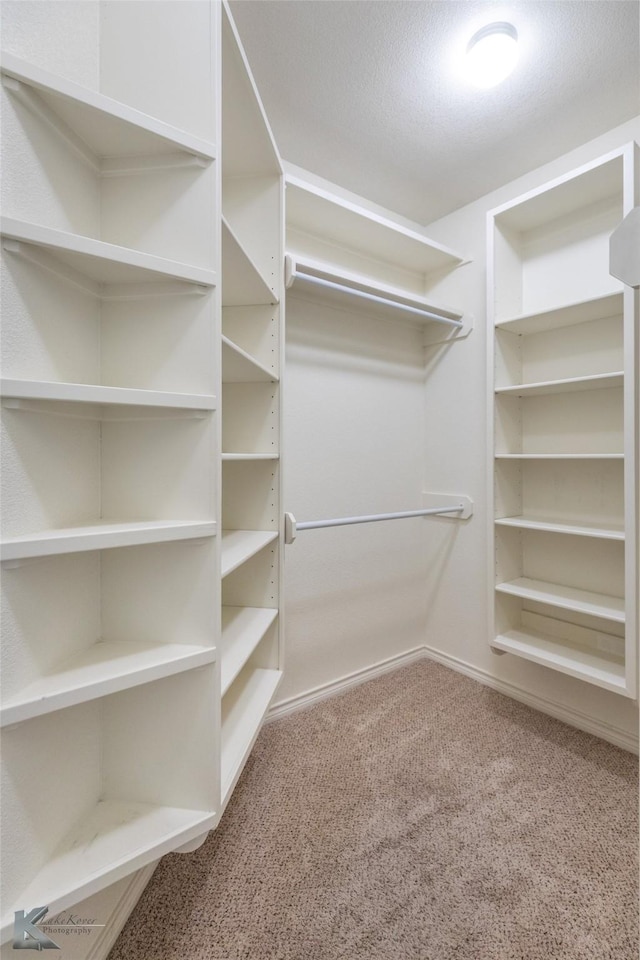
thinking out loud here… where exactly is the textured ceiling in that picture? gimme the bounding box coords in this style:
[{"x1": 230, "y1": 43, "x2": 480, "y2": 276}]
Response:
[{"x1": 229, "y1": 0, "x2": 640, "y2": 224}]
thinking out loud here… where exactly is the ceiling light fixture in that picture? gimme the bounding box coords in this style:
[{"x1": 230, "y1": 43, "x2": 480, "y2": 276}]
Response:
[{"x1": 465, "y1": 22, "x2": 518, "y2": 89}]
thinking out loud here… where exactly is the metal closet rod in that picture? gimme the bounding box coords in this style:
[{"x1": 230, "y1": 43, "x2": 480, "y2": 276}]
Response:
[
  {"x1": 290, "y1": 269, "x2": 463, "y2": 327},
  {"x1": 284, "y1": 504, "x2": 464, "y2": 544}
]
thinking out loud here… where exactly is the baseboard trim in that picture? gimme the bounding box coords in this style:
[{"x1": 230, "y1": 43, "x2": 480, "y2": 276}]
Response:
[
  {"x1": 269, "y1": 644, "x2": 638, "y2": 754},
  {"x1": 422, "y1": 644, "x2": 639, "y2": 755},
  {"x1": 88, "y1": 863, "x2": 158, "y2": 960},
  {"x1": 267, "y1": 646, "x2": 425, "y2": 721}
]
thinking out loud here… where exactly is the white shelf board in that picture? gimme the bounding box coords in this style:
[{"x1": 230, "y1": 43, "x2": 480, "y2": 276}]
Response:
[
  {"x1": 222, "y1": 453, "x2": 279, "y2": 461},
  {"x1": 222, "y1": 217, "x2": 278, "y2": 306},
  {"x1": 286, "y1": 255, "x2": 464, "y2": 328},
  {"x1": 221, "y1": 666, "x2": 282, "y2": 803},
  {"x1": 221, "y1": 606, "x2": 278, "y2": 695},
  {"x1": 222, "y1": 336, "x2": 277, "y2": 383},
  {"x1": 1, "y1": 379, "x2": 215, "y2": 412},
  {"x1": 221, "y1": 529, "x2": 278, "y2": 578},
  {"x1": 491, "y1": 629, "x2": 626, "y2": 694},
  {"x1": 285, "y1": 175, "x2": 465, "y2": 275},
  {"x1": 0, "y1": 799, "x2": 216, "y2": 944},
  {"x1": 495, "y1": 453, "x2": 624, "y2": 461},
  {"x1": 495, "y1": 372, "x2": 623, "y2": 398},
  {"x1": 495, "y1": 292, "x2": 623, "y2": 335},
  {"x1": 221, "y1": 6, "x2": 281, "y2": 177},
  {"x1": 495, "y1": 577, "x2": 625, "y2": 623},
  {"x1": 1, "y1": 217, "x2": 216, "y2": 287},
  {"x1": 491, "y1": 149, "x2": 624, "y2": 233},
  {"x1": 1, "y1": 642, "x2": 217, "y2": 727},
  {"x1": 495, "y1": 515, "x2": 625, "y2": 541},
  {"x1": 1, "y1": 51, "x2": 216, "y2": 162},
  {"x1": 1, "y1": 520, "x2": 217, "y2": 562}
]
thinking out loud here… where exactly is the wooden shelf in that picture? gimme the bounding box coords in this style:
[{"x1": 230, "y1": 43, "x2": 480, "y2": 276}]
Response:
[
  {"x1": 222, "y1": 217, "x2": 278, "y2": 306},
  {"x1": 495, "y1": 577, "x2": 625, "y2": 623},
  {"x1": 495, "y1": 515, "x2": 624, "y2": 541},
  {"x1": 221, "y1": 665, "x2": 282, "y2": 803},
  {"x1": 220, "y1": 606, "x2": 278, "y2": 695},
  {"x1": 1, "y1": 51, "x2": 216, "y2": 164},
  {"x1": 1, "y1": 217, "x2": 216, "y2": 288},
  {"x1": 495, "y1": 292, "x2": 623, "y2": 335},
  {"x1": 285, "y1": 176, "x2": 465, "y2": 275},
  {"x1": 222, "y1": 336, "x2": 277, "y2": 383},
  {"x1": 492, "y1": 628, "x2": 626, "y2": 694},
  {"x1": 0, "y1": 799, "x2": 216, "y2": 944},
  {"x1": 221, "y1": 529, "x2": 278, "y2": 578},
  {"x1": 495, "y1": 371, "x2": 623, "y2": 398},
  {"x1": 222, "y1": 453, "x2": 279, "y2": 461},
  {"x1": 495, "y1": 453, "x2": 624, "y2": 461},
  {"x1": 1, "y1": 642, "x2": 217, "y2": 727},
  {"x1": 1, "y1": 520, "x2": 217, "y2": 562},
  {"x1": 1, "y1": 379, "x2": 215, "y2": 413}
]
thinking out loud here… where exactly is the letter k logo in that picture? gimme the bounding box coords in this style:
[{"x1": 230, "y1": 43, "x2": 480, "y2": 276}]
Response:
[{"x1": 13, "y1": 908, "x2": 60, "y2": 950}]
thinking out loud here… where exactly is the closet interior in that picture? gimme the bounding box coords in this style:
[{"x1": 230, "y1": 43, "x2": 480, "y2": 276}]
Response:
[{"x1": 0, "y1": 0, "x2": 637, "y2": 949}]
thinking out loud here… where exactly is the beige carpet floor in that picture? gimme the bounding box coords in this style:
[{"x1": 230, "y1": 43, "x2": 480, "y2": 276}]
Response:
[{"x1": 108, "y1": 660, "x2": 638, "y2": 960}]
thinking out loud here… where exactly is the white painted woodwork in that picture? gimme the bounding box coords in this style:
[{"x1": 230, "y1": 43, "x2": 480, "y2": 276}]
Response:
[
  {"x1": 0, "y1": 2, "x2": 220, "y2": 937},
  {"x1": 488, "y1": 142, "x2": 638, "y2": 697},
  {"x1": 222, "y1": 336, "x2": 278, "y2": 383},
  {"x1": 286, "y1": 174, "x2": 465, "y2": 293},
  {"x1": 211, "y1": 1, "x2": 285, "y2": 824},
  {"x1": 220, "y1": 606, "x2": 279, "y2": 694},
  {"x1": 221, "y1": 530, "x2": 278, "y2": 579},
  {"x1": 220, "y1": 664, "x2": 282, "y2": 803}
]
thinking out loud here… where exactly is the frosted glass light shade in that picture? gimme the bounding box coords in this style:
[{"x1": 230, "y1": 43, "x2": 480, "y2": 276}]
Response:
[{"x1": 465, "y1": 23, "x2": 518, "y2": 89}]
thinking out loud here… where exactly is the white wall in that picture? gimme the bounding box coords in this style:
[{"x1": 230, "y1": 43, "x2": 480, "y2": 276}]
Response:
[
  {"x1": 280, "y1": 294, "x2": 431, "y2": 702},
  {"x1": 1, "y1": 1, "x2": 100, "y2": 87},
  {"x1": 279, "y1": 118, "x2": 639, "y2": 750},
  {"x1": 422, "y1": 116, "x2": 640, "y2": 747}
]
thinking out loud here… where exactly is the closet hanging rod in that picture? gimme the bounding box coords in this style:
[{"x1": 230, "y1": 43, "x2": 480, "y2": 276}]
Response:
[
  {"x1": 284, "y1": 504, "x2": 464, "y2": 544},
  {"x1": 286, "y1": 261, "x2": 463, "y2": 327}
]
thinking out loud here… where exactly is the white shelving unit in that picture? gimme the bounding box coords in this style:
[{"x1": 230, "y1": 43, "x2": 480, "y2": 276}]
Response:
[
  {"x1": 219, "y1": 1, "x2": 284, "y2": 814},
  {"x1": 285, "y1": 178, "x2": 470, "y2": 341},
  {"x1": 0, "y1": 3, "x2": 220, "y2": 942},
  {"x1": 488, "y1": 142, "x2": 638, "y2": 697}
]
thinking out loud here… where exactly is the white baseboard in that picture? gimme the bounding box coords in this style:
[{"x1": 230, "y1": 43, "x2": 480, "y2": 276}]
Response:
[
  {"x1": 422, "y1": 645, "x2": 639, "y2": 754},
  {"x1": 87, "y1": 863, "x2": 158, "y2": 960},
  {"x1": 269, "y1": 644, "x2": 639, "y2": 755},
  {"x1": 267, "y1": 646, "x2": 425, "y2": 721}
]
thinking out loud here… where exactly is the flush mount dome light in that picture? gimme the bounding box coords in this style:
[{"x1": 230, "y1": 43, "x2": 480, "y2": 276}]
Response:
[{"x1": 465, "y1": 22, "x2": 518, "y2": 88}]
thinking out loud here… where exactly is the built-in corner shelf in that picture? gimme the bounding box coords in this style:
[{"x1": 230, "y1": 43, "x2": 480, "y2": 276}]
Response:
[
  {"x1": 221, "y1": 529, "x2": 278, "y2": 578},
  {"x1": 222, "y1": 217, "x2": 278, "y2": 306},
  {"x1": 495, "y1": 292, "x2": 624, "y2": 335},
  {"x1": 491, "y1": 629, "x2": 626, "y2": 694},
  {"x1": 488, "y1": 142, "x2": 637, "y2": 699},
  {"x1": 494, "y1": 516, "x2": 625, "y2": 541},
  {"x1": 221, "y1": 606, "x2": 278, "y2": 694},
  {"x1": 222, "y1": 336, "x2": 277, "y2": 383},
  {"x1": 495, "y1": 453, "x2": 624, "y2": 461},
  {"x1": 0, "y1": 800, "x2": 216, "y2": 945},
  {"x1": 1, "y1": 218, "x2": 216, "y2": 289},
  {"x1": 1, "y1": 520, "x2": 217, "y2": 562},
  {"x1": 221, "y1": 664, "x2": 282, "y2": 803},
  {"x1": 495, "y1": 372, "x2": 623, "y2": 398},
  {"x1": 1, "y1": 379, "x2": 215, "y2": 415},
  {"x1": 495, "y1": 577, "x2": 625, "y2": 623},
  {"x1": 285, "y1": 174, "x2": 465, "y2": 276},
  {"x1": 1, "y1": 51, "x2": 216, "y2": 166},
  {"x1": 1, "y1": 642, "x2": 216, "y2": 727}
]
